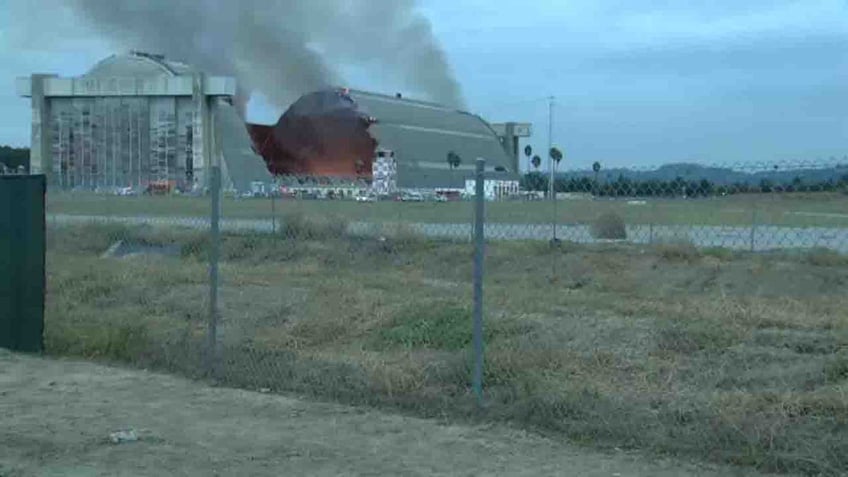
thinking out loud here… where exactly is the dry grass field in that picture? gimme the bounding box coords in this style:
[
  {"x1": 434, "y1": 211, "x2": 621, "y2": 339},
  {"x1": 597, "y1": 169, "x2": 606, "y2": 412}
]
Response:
[{"x1": 44, "y1": 219, "x2": 848, "y2": 475}]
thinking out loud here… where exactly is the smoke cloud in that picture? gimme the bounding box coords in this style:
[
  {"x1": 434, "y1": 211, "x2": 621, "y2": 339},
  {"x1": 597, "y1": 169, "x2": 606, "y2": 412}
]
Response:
[{"x1": 65, "y1": 0, "x2": 465, "y2": 112}]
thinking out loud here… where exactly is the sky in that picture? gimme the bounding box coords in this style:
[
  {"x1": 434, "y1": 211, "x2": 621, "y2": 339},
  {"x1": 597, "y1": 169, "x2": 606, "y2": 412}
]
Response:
[{"x1": 1, "y1": 0, "x2": 847, "y2": 171}]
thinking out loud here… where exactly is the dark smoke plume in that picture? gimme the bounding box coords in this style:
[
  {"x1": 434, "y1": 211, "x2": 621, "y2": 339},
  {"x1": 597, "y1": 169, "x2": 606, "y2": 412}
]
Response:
[{"x1": 65, "y1": 0, "x2": 465, "y2": 111}]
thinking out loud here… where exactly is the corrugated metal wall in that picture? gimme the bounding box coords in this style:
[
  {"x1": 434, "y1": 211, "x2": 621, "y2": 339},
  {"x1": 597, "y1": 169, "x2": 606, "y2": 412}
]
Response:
[{"x1": 48, "y1": 96, "x2": 197, "y2": 191}]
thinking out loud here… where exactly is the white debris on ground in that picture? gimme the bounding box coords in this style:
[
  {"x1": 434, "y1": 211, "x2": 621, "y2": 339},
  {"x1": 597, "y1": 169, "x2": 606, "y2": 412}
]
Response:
[{"x1": 108, "y1": 429, "x2": 139, "y2": 444}]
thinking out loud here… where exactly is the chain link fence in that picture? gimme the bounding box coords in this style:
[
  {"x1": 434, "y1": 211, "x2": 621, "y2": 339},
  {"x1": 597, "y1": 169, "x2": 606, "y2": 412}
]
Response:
[{"x1": 44, "y1": 159, "x2": 848, "y2": 474}]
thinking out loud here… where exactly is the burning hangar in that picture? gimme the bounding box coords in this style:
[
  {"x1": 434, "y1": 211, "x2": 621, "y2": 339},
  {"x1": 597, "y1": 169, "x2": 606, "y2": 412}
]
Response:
[{"x1": 17, "y1": 52, "x2": 530, "y2": 197}]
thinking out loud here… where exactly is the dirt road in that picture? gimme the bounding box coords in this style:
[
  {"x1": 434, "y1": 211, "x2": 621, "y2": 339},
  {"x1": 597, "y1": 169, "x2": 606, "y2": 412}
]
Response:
[{"x1": 0, "y1": 351, "x2": 771, "y2": 477}]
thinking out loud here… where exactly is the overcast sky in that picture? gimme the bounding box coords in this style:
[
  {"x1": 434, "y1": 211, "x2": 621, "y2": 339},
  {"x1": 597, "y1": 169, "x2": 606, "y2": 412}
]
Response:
[{"x1": 1, "y1": 0, "x2": 847, "y2": 170}]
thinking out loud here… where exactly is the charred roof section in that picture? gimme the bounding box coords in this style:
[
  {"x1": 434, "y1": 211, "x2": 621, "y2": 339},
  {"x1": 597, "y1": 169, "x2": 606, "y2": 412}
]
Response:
[{"x1": 248, "y1": 89, "x2": 377, "y2": 177}]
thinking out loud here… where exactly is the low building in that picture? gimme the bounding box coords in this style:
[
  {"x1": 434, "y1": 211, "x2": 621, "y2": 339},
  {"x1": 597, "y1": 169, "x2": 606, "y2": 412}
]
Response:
[{"x1": 464, "y1": 178, "x2": 521, "y2": 200}]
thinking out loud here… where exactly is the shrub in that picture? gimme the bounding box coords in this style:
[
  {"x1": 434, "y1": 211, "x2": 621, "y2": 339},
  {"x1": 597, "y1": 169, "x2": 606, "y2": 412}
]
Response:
[
  {"x1": 655, "y1": 241, "x2": 701, "y2": 262},
  {"x1": 590, "y1": 213, "x2": 627, "y2": 240},
  {"x1": 804, "y1": 248, "x2": 848, "y2": 267},
  {"x1": 702, "y1": 247, "x2": 736, "y2": 261},
  {"x1": 282, "y1": 212, "x2": 348, "y2": 240}
]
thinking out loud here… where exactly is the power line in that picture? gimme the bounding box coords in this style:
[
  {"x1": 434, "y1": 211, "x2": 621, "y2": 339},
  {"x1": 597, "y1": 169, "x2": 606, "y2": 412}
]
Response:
[{"x1": 475, "y1": 95, "x2": 552, "y2": 111}]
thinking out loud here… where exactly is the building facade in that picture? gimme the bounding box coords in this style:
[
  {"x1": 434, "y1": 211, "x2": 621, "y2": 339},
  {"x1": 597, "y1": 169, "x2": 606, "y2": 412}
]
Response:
[
  {"x1": 372, "y1": 149, "x2": 398, "y2": 196},
  {"x1": 491, "y1": 122, "x2": 533, "y2": 173}
]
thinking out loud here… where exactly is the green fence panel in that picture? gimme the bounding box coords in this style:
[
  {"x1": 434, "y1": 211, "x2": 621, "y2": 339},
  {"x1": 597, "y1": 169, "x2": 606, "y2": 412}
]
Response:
[{"x1": 0, "y1": 175, "x2": 45, "y2": 353}]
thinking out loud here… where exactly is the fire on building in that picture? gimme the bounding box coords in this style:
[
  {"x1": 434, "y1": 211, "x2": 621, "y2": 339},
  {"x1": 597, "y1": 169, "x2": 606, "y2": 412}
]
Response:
[{"x1": 247, "y1": 88, "x2": 528, "y2": 198}]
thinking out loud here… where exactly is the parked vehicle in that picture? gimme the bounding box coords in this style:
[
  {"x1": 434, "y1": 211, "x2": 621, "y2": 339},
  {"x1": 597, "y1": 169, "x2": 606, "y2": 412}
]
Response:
[{"x1": 144, "y1": 180, "x2": 175, "y2": 195}]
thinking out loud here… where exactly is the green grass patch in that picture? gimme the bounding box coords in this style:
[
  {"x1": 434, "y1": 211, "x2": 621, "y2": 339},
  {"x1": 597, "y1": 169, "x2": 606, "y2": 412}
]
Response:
[
  {"x1": 47, "y1": 190, "x2": 848, "y2": 227},
  {"x1": 377, "y1": 303, "x2": 474, "y2": 350}
]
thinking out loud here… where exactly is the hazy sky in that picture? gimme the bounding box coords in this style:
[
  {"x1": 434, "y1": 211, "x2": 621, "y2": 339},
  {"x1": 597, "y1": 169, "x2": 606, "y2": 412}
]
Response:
[{"x1": 1, "y1": 0, "x2": 847, "y2": 170}]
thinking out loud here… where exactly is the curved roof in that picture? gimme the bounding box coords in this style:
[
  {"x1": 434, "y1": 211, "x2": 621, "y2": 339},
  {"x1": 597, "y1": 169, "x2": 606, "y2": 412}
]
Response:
[
  {"x1": 348, "y1": 89, "x2": 516, "y2": 188},
  {"x1": 85, "y1": 52, "x2": 196, "y2": 79},
  {"x1": 245, "y1": 88, "x2": 518, "y2": 189}
]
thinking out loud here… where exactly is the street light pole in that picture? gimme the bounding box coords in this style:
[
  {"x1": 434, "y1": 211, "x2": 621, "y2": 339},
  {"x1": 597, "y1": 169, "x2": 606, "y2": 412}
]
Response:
[
  {"x1": 547, "y1": 96, "x2": 558, "y2": 245},
  {"x1": 548, "y1": 96, "x2": 555, "y2": 201}
]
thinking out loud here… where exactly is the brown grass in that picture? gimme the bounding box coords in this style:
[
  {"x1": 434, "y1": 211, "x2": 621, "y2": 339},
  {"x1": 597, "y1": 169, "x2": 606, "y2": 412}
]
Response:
[
  {"x1": 590, "y1": 212, "x2": 627, "y2": 239},
  {"x1": 45, "y1": 224, "x2": 848, "y2": 475},
  {"x1": 654, "y1": 240, "x2": 702, "y2": 263}
]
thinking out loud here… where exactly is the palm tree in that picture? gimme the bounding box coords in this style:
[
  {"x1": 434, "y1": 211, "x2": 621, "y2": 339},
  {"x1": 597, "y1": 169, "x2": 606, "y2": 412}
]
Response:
[
  {"x1": 447, "y1": 151, "x2": 461, "y2": 189},
  {"x1": 550, "y1": 147, "x2": 563, "y2": 168},
  {"x1": 531, "y1": 155, "x2": 542, "y2": 170},
  {"x1": 549, "y1": 148, "x2": 563, "y2": 195},
  {"x1": 447, "y1": 151, "x2": 461, "y2": 170}
]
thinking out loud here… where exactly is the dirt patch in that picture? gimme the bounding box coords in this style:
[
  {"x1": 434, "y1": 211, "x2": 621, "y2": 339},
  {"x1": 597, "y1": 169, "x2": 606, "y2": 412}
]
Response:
[{"x1": 0, "y1": 352, "x2": 768, "y2": 477}]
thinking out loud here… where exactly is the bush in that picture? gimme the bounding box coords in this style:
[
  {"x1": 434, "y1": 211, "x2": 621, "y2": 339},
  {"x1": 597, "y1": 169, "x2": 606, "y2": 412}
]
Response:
[
  {"x1": 804, "y1": 248, "x2": 848, "y2": 267},
  {"x1": 282, "y1": 212, "x2": 348, "y2": 240},
  {"x1": 590, "y1": 213, "x2": 627, "y2": 240},
  {"x1": 655, "y1": 241, "x2": 701, "y2": 262}
]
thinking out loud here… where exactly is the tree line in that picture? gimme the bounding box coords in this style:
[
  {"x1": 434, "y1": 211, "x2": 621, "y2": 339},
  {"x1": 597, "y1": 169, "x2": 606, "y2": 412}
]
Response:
[
  {"x1": 520, "y1": 172, "x2": 848, "y2": 197},
  {"x1": 0, "y1": 146, "x2": 29, "y2": 171}
]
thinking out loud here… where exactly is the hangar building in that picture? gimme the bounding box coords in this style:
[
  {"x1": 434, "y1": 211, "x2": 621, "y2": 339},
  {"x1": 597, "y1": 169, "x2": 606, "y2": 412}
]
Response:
[
  {"x1": 18, "y1": 53, "x2": 529, "y2": 198},
  {"x1": 15, "y1": 51, "x2": 271, "y2": 193},
  {"x1": 251, "y1": 89, "x2": 529, "y2": 198}
]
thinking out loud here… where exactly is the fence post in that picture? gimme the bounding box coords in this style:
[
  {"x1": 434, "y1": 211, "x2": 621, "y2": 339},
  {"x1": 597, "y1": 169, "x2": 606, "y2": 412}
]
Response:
[
  {"x1": 271, "y1": 193, "x2": 277, "y2": 234},
  {"x1": 750, "y1": 204, "x2": 758, "y2": 253},
  {"x1": 472, "y1": 158, "x2": 486, "y2": 407},
  {"x1": 649, "y1": 199, "x2": 657, "y2": 245},
  {"x1": 208, "y1": 166, "x2": 221, "y2": 378},
  {"x1": 551, "y1": 182, "x2": 558, "y2": 243}
]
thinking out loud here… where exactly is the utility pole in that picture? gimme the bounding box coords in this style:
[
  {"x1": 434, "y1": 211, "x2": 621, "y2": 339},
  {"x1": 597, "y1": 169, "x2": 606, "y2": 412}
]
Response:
[
  {"x1": 472, "y1": 158, "x2": 486, "y2": 407},
  {"x1": 548, "y1": 96, "x2": 555, "y2": 201},
  {"x1": 547, "y1": 96, "x2": 558, "y2": 246}
]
